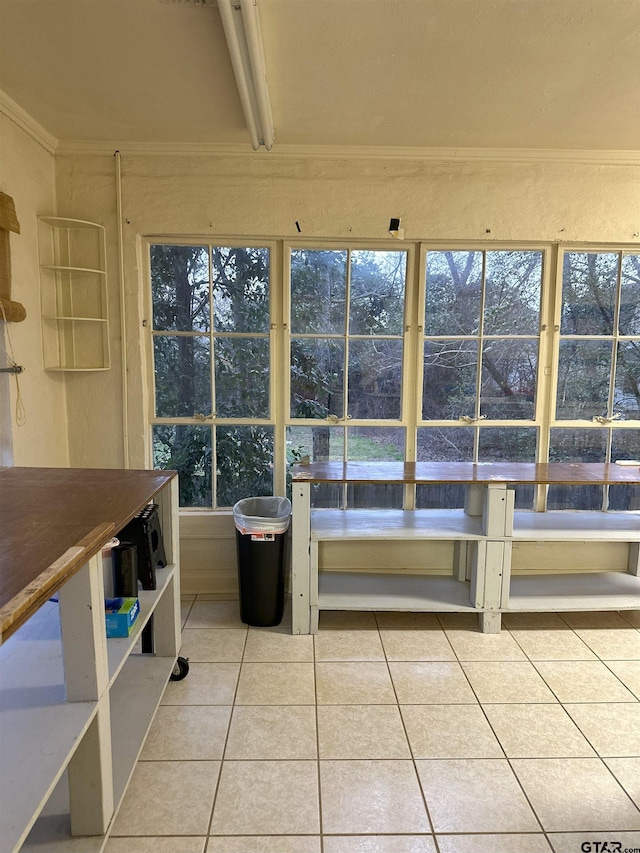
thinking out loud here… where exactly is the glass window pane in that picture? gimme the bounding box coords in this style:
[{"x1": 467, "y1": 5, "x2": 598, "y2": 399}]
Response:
[
  {"x1": 152, "y1": 424, "x2": 212, "y2": 508},
  {"x1": 215, "y1": 425, "x2": 274, "y2": 507},
  {"x1": 478, "y1": 427, "x2": 537, "y2": 462},
  {"x1": 349, "y1": 250, "x2": 406, "y2": 336},
  {"x1": 290, "y1": 338, "x2": 345, "y2": 419},
  {"x1": 620, "y1": 254, "x2": 640, "y2": 335},
  {"x1": 347, "y1": 427, "x2": 405, "y2": 508},
  {"x1": 478, "y1": 427, "x2": 537, "y2": 508},
  {"x1": 290, "y1": 249, "x2": 347, "y2": 335},
  {"x1": 215, "y1": 337, "x2": 269, "y2": 418},
  {"x1": 423, "y1": 340, "x2": 477, "y2": 420},
  {"x1": 561, "y1": 252, "x2": 618, "y2": 335},
  {"x1": 480, "y1": 339, "x2": 537, "y2": 419},
  {"x1": 348, "y1": 339, "x2": 403, "y2": 419},
  {"x1": 548, "y1": 428, "x2": 607, "y2": 510},
  {"x1": 610, "y1": 428, "x2": 640, "y2": 510},
  {"x1": 286, "y1": 425, "x2": 344, "y2": 507},
  {"x1": 417, "y1": 426, "x2": 474, "y2": 462},
  {"x1": 154, "y1": 335, "x2": 211, "y2": 418},
  {"x1": 347, "y1": 426, "x2": 405, "y2": 461},
  {"x1": 556, "y1": 340, "x2": 613, "y2": 420},
  {"x1": 151, "y1": 245, "x2": 209, "y2": 332},
  {"x1": 611, "y1": 428, "x2": 640, "y2": 463},
  {"x1": 425, "y1": 251, "x2": 482, "y2": 336},
  {"x1": 484, "y1": 251, "x2": 542, "y2": 335},
  {"x1": 416, "y1": 426, "x2": 474, "y2": 508},
  {"x1": 212, "y1": 247, "x2": 269, "y2": 333},
  {"x1": 614, "y1": 341, "x2": 640, "y2": 420},
  {"x1": 286, "y1": 425, "x2": 344, "y2": 463}
]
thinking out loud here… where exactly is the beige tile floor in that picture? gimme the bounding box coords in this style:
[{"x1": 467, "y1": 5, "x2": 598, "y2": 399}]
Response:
[{"x1": 106, "y1": 598, "x2": 640, "y2": 853}]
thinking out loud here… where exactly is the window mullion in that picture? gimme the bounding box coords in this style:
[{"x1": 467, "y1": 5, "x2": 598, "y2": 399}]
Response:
[
  {"x1": 209, "y1": 246, "x2": 217, "y2": 507},
  {"x1": 343, "y1": 249, "x2": 352, "y2": 422}
]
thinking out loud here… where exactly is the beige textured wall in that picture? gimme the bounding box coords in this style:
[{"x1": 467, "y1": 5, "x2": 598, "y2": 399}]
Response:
[
  {"x1": 0, "y1": 115, "x2": 69, "y2": 467},
  {"x1": 56, "y1": 151, "x2": 640, "y2": 466},
  {"x1": 53, "y1": 151, "x2": 640, "y2": 592}
]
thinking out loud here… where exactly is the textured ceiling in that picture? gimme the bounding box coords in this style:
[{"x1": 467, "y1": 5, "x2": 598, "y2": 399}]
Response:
[{"x1": 0, "y1": 0, "x2": 638, "y2": 152}]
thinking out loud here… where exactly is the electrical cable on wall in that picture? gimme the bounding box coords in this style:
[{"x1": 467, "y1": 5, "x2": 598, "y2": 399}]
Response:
[{"x1": 0, "y1": 299, "x2": 26, "y2": 426}]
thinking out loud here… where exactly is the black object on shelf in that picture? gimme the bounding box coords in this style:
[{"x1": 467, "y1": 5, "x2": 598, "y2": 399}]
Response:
[
  {"x1": 118, "y1": 503, "x2": 167, "y2": 590},
  {"x1": 112, "y1": 542, "x2": 138, "y2": 597}
]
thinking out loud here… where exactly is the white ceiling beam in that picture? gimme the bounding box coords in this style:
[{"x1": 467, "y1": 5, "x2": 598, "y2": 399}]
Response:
[{"x1": 218, "y1": 0, "x2": 274, "y2": 151}]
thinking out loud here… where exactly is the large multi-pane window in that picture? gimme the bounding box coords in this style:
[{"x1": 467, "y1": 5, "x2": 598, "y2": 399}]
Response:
[
  {"x1": 549, "y1": 251, "x2": 640, "y2": 510},
  {"x1": 148, "y1": 241, "x2": 638, "y2": 511},
  {"x1": 417, "y1": 249, "x2": 544, "y2": 508},
  {"x1": 287, "y1": 249, "x2": 408, "y2": 508},
  {"x1": 150, "y1": 244, "x2": 273, "y2": 508}
]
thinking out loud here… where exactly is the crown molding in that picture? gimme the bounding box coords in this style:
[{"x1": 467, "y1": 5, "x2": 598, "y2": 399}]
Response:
[
  {"x1": 0, "y1": 91, "x2": 58, "y2": 155},
  {"x1": 53, "y1": 139, "x2": 640, "y2": 166}
]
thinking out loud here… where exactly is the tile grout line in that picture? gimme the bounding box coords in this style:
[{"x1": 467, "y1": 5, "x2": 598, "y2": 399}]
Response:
[
  {"x1": 374, "y1": 610, "x2": 439, "y2": 845},
  {"x1": 204, "y1": 597, "x2": 249, "y2": 844}
]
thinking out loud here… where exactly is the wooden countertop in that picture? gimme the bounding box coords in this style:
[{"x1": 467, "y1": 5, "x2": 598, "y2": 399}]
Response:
[
  {"x1": 292, "y1": 461, "x2": 640, "y2": 485},
  {"x1": 0, "y1": 467, "x2": 177, "y2": 644}
]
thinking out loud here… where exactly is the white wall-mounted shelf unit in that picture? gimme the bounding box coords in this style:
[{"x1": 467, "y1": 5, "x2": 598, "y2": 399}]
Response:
[{"x1": 37, "y1": 217, "x2": 110, "y2": 371}]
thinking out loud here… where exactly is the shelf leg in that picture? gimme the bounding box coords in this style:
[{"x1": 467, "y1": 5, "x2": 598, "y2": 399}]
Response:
[
  {"x1": 154, "y1": 574, "x2": 180, "y2": 658},
  {"x1": 482, "y1": 484, "x2": 510, "y2": 537},
  {"x1": 58, "y1": 553, "x2": 108, "y2": 701},
  {"x1": 68, "y1": 695, "x2": 114, "y2": 836},
  {"x1": 291, "y1": 481, "x2": 311, "y2": 634},
  {"x1": 453, "y1": 541, "x2": 468, "y2": 582},
  {"x1": 464, "y1": 484, "x2": 484, "y2": 517},
  {"x1": 479, "y1": 611, "x2": 501, "y2": 633},
  {"x1": 310, "y1": 605, "x2": 319, "y2": 634},
  {"x1": 628, "y1": 542, "x2": 639, "y2": 576}
]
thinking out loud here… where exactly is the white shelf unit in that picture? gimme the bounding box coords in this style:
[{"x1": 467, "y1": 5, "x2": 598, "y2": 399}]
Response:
[
  {"x1": 312, "y1": 509, "x2": 485, "y2": 621},
  {"x1": 292, "y1": 483, "x2": 512, "y2": 635},
  {"x1": 37, "y1": 217, "x2": 110, "y2": 371},
  {"x1": 507, "y1": 510, "x2": 640, "y2": 612},
  {"x1": 0, "y1": 477, "x2": 180, "y2": 853},
  {"x1": 292, "y1": 473, "x2": 640, "y2": 635}
]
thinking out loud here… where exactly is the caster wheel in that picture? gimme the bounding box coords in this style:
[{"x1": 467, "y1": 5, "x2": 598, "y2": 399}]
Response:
[{"x1": 170, "y1": 656, "x2": 189, "y2": 681}]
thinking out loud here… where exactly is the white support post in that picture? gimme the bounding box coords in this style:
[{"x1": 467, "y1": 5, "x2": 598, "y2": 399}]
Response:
[
  {"x1": 453, "y1": 541, "x2": 468, "y2": 582},
  {"x1": 480, "y1": 540, "x2": 510, "y2": 611},
  {"x1": 59, "y1": 554, "x2": 109, "y2": 702},
  {"x1": 471, "y1": 539, "x2": 510, "y2": 633},
  {"x1": 154, "y1": 573, "x2": 180, "y2": 658},
  {"x1": 309, "y1": 539, "x2": 320, "y2": 633},
  {"x1": 464, "y1": 484, "x2": 484, "y2": 517},
  {"x1": 59, "y1": 553, "x2": 115, "y2": 835},
  {"x1": 482, "y1": 484, "x2": 509, "y2": 537},
  {"x1": 504, "y1": 487, "x2": 515, "y2": 537},
  {"x1": 628, "y1": 542, "x2": 640, "y2": 576},
  {"x1": 68, "y1": 695, "x2": 114, "y2": 836},
  {"x1": 470, "y1": 540, "x2": 487, "y2": 608},
  {"x1": 149, "y1": 475, "x2": 181, "y2": 657},
  {"x1": 156, "y1": 476, "x2": 179, "y2": 570},
  {"x1": 291, "y1": 480, "x2": 311, "y2": 634},
  {"x1": 479, "y1": 611, "x2": 502, "y2": 633}
]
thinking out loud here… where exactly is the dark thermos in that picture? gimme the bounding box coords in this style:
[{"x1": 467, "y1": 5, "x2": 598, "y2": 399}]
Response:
[{"x1": 112, "y1": 542, "x2": 138, "y2": 597}]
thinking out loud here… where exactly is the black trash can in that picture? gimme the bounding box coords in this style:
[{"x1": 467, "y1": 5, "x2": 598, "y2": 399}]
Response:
[{"x1": 233, "y1": 496, "x2": 292, "y2": 627}]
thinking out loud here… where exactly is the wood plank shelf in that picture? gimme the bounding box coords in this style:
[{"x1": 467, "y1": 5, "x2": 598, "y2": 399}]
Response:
[
  {"x1": 508, "y1": 571, "x2": 640, "y2": 611},
  {"x1": 512, "y1": 511, "x2": 640, "y2": 540},
  {"x1": 311, "y1": 509, "x2": 484, "y2": 541},
  {"x1": 319, "y1": 571, "x2": 476, "y2": 612}
]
